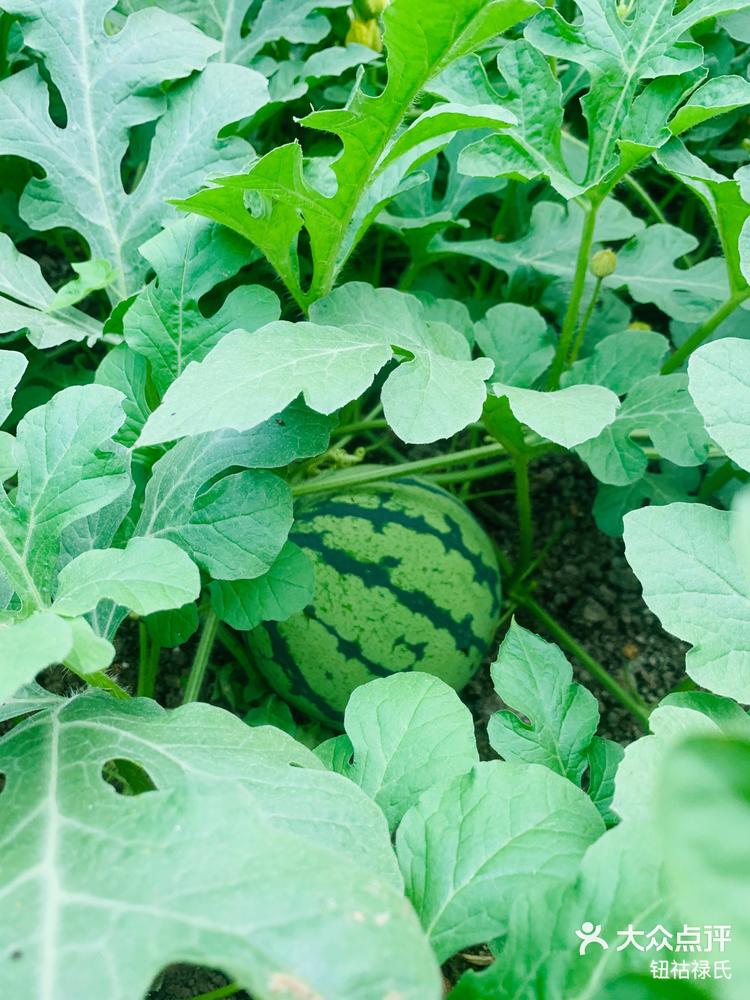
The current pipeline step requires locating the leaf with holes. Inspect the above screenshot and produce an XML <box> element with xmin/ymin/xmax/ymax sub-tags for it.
<box><xmin>0</xmin><ymin>692</ymin><xmax>442</xmax><ymax>1000</ymax></box>
<box><xmin>0</xmin><ymin>2</ymin><xmax>270</xmax><ymax>296</ymax></box>
<box><xmin>123</xmin><ymin>216</ymin><xmax>279</xmax><ymax>396</ymax></box>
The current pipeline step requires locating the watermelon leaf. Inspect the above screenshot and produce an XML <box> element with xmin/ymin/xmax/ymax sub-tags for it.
<box><xmin>475</xmin><ymin>303</ymin><xmax>554</xmax><ymax>387</ymax></box>
<box><xmin>430</xmin><ymin>198</ymin><xmax>644</xmax><ymax>287</ymax></box>
<box><xmin>656</xmin><ymin>141</ymin><xmax>750</xmax><ymax>296</ymax></box>
<box><xmin>139</xmin><ymin>288</ymin><xmax>496</xmax><ymax>445</ymax></box>
<box><xmin>125</xmin><ymin>0</ymin><xmax>350</xmax><ymax>64</ymax></box>
<box><xmin>136</xmin><ymin>443</ymin><xmax>294</xmax><ymax>582</ymax></box>
<box><xmin>659</xmin><ymin>733</ymin><xmax>750</xmax><ymax>993</ymax></box>
<box><xmin>613</xmin><ymin>693</ymin><xmax>750</xmax><ymax>824</ymax></box>
<box><xmin>0</xmin><ymin>380</ymin><xmax>202</xmax><ymax>696</ymax></box>
<box><xmin>396</xmin><ymin>760</ymin><xmax>605</xmax><ymax>962</ymax></box>
<box><xmin>576</xmin><ymin>374</ymin><xmax>711</xmax><ymax>486</ymax></box>
<box><xmin>137</xmin><ymin>321</ymin><xmax>393</xmax><ymax>446</ymax></box>
<box><xmin>492</xmin><ymin>382</ymin><xmax>620</xmax><ymax>449</ymax></box>
<box><xmin>0</xmin><ymin>235</ymin><xmax>103</xmax><ymax>349</ymax></box>
<box><xmin>51</xmin><ymin>537</ymin><xmax>200</xmax><ymax>618</ymax></box>
<box><xmin>525</xmin><ymin>0</ymin><xmax>750</xmax><ymax>188</ymax></box>
<box><xmin>488</xmin><ymin>621</ymin><xmax>600</xmax><ymax>785</ymax></box>
<box><xmin>123</xmin><ymin>216</ymin><xmax>279</xmax><ymax>396</ymax></box>
<box><xmin>603</xmin><ymin>225</ymin><xmax>731</xmax><ymax>322</ymax></box>
<box><xmin>175</xmin><ymin>0</ymin><xmax>537</xmax><ymax>307</ymax></box>
<box><xmin>316</xmin><ymin>672</ymin><xmax>479</xmax><ymax>832</ymax></box>
<box><xmin>593</xmin><ymin>464</ymin><xmax>700</xmax><ymax>537</ymax></box>
<box><xmin>0</xmin><ymin>2</ymin><xmax>269</xmax><ymax>296</ymax></box>
<box><xmin>688</xmin><ymin>337</ymin><xmax>750</xmax><ymax>470</ymax></box>
<box><xmin>561</xmin><ymin>330</ymin><xmax>668</xmax><ymax>396</ymax></box>
<box><xmin>624</xmin><ymin>503</ymin><xmax>750</xmax><ymax>702</ymax></box>
<box><xmin>0</xmin><ymin>692</ymin><xmax>442</xmax><ymax>1000</ymax></box>
<box><xmin>0</xmin><ymin>613</ymin><xmax>73</xmax><ymax>702</ymax></box>
<box><xmin>311</xmin><ymin>283</ymin><xmax>494</xmax><ymax>443</ymax></box>
<box><xmin>210</xmin><ymin>541</ymin><xmax>315</xmax><ymax>631</ymax></box>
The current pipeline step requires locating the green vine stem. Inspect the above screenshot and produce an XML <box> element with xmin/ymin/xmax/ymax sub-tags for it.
<box><xmin>698</xmin><ymin>459</ymin><xmax>742</xmax><ymax>500</ymax></box>
<box><xmin>136</xmin><ymin>621</ymin><xmax>161</xmax><ymax>699</ymax></box>
<box><xmin>183</xmin><ymin>610</ymin><xmax>219</xmax><ymax>704</ymax></box>
<box><xmin>216</xmin><ymin>623</ymin><xmax>257</xmax><ymax>676</ymax></box>
<box><xmin>292</xmin><ymin>442</ymin><xmax>509</xmax><ymax>495</ymax></box>
<box><xmin>661</xmin><ymin>287</ymin><xmax>750</xmax><ymax>374</ymax></box>
<box><xmin>186</xmin><ymin>984</ymin><xmax>241</xmax><ymax>1000</ymax></box>
<box><xmin>429</xmin><ymin>458</ymin><xmax>514</xmax><ymax>486</ymax></box>
<box><xmin>548</xmin><ymin>195</ymin><xmax>602</xmax><ymax>389</ymax></box>
<box><xmin>514</xmin><ymin>457</ymin><xmax>534</xmax><ymax>573</ymax></box>
<box><xmin>0</xmin><ymin>13</ymin><xmax>12</xmax><ymax>79</ymax></box>
<box><xmin>515</xmin><ymin>592</ymin><xmax>651</xmax><ymax>729</ymax></box>
<box><xmin>568</xmin><ymin>275</ymin><xmax>602</xmax><ymax>366</ymax></box>
<box><xmin>333</xmin><ymin>417</ymin><xmax>389</xmax><ymax>436</ymax></box>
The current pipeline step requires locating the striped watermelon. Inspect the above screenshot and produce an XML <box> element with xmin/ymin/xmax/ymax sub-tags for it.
<box><xmin>248</xmin><ymin>478</ymin><xmax>502</xmax><ymax>727</ymax></box>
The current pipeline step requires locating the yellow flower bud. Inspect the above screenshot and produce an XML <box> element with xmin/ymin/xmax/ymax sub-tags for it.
<box><xmin>590</xmin><ymin>248</ymin><xmax>617</xmax><ymax>279</ymax></box>
<box><xmin>629</xmin><ymin>321</ymin><xmax>652</xmax><ymax>331</ymax></box>
<box><xmin>346</xmin><ymin>15</ymin><xmax>383</xmax><ymax>52</ymax></box>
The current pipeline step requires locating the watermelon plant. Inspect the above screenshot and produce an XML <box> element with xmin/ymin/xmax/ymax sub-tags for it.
<box><xmin>2</xmin><ymin>0</ymin><xmax>750</xmax><ymax>997</ymax></box>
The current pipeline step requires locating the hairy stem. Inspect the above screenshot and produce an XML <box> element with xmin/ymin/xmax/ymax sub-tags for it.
<box><xmin>516</xmin><ymin>593</ymin><xmax>651</xmax><ymax>728</ymax></box>
<box><xmin>335</xmin><ymin>401</ymin><xmax>384</xmax><ymax>449</ymax></box>
<box><xmin>661</xmin><ymin>288</ymin><xmax>750</xmax><ymax>374</ymax></box>
<box><xmin>183</xmin><ymin>610</ymin><xmax>219</xmax><ymax>704</ymax></box>
<box><xmin>67</xmin><ymin>665</ymin><xmax>131</xmax><ymax>700</ymax></box>
<box><xmin>624</xmin><ymin>174</ymin><xmax>667</xmax><ymax>225</ymax></box>
<box><xmin>548</xmin><ymin>197</ymin><xmax>601</xmax><ymax>389</ymax></box>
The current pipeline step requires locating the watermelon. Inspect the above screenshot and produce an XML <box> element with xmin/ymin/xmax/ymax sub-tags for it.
<box><xmin>248</xmin><ymin>477</ymin><xmax>502</xmax><ymax>727</ymax></box>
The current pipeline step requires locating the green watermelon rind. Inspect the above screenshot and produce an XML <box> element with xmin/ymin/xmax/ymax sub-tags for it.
<box><xmin>248</xmin><ymin>477</ymin><xmax>502</xmax><ymax>726</ymax></box>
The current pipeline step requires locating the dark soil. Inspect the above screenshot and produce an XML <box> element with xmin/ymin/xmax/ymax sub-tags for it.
<box><xmin>465</xmin><ymin>452</ymin><xmax>689</xmax><ymax>748</ymax></box>
<box><xmin>146</xmin><ymin>966</ymin><xmax>249</xmax><ymax>1000</ymax></box>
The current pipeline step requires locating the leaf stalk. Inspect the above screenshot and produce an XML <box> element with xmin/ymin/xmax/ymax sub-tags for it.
<box><xmin>548</xmin><ymin>196</ymin><xmax>602</xmax><ymax>388</ymax></box>
<box><xmin>661</xmin><ymin>288</ymin><xmax>750</xmax><ymax>374</ymax></box>
<box><xmin>183</xmin><ymin>610</ymin><xmax>219</xmax><ymax>704</ymax></box>
<box><xmin>514</xmin><ymin>591</ymin><xmax>651</xmax><ymax>729</ymax></box>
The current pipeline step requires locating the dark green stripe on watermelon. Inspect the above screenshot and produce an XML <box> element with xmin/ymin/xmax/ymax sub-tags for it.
<box><xmin>249</xmin><ymin>478</ymin><xmax>502</xmax><ymax>727</ymax></box>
